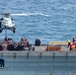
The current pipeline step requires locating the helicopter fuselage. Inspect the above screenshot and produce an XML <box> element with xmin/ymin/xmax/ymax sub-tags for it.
<box><xmin>0</xmin><ymin>17</ymin><xmax>16</xmax><ymax>33</ymax></box>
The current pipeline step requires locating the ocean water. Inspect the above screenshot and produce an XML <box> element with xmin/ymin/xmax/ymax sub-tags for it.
<box><xmin>0</xmin><ymin>0</ymin><xmax>76</xmax><ymax>44</ymax></box>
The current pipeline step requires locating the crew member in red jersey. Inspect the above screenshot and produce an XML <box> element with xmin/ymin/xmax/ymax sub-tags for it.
<box><xmin>73</xmin><ymin>38</ymin><xmax>76</xmax><ymax>49</ymax></box>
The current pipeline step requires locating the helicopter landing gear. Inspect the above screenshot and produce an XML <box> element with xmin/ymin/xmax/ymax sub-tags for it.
<box><xmin>12</xmin><ymin>27</ymin><xmax>16</xmax><ymax>33</ymax></box>
<box><xmin>13</xmin><ymin>30</ymin><xmax>15</xmax><ymax>33</ymax></box>
<box><xmin>0</xmin><ymin>30</ymin><xmax>2</xmax><ymax>33</ymax></box>
<box><xmin>0</xmin><ymin>23</ymin><xmax>3</xmax><ymax>33</ymax></box>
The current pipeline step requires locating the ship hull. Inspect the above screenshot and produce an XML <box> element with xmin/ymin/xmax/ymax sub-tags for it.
<box><xmin>0</xmin><ymin>51</ymin><xmax>76</xmax><ymax>75</ymax></box>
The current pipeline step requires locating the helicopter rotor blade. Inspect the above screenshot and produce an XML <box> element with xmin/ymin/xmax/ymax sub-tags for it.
<box><xmin>0</xmin><ymin>13</ymin><xmax>49</xmax><ymax>17</ymax></box>
<box><xmin>11</xmin><ymin>13</ymin><xmax>39</xmax><ymax>16</ymax></box>
<box><xmin>0</xmin><ymin>13</ymin><xmax>10</xmax><ymax>15</ymax></box>
<box><xmin>11</xmin><ymin>13</ymin><xmax>49</xmax><ymax>17</ymax></box>
<box><xmin>11</xmin><ymin>13</ymin><xmax>28</xmax><ymax>16</ymax></box>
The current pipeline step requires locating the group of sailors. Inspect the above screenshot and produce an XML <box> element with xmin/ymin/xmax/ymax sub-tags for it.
<box><xmin>0</xmin><ymin>37</ymin><xmax>35</xmax><ymax>51</ymax></box>
<box><xmin>68</xmin><ymin>38</ymin><xmax>76</xmax><ymax>50</ymax></box>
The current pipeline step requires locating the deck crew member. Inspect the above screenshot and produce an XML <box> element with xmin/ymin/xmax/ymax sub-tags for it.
<box><xmin>67</xmin><ymin>39</ymin><xmax>71</xmax><ymax>48</ymax></box>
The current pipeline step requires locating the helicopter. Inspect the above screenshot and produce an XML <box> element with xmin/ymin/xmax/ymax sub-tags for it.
<box><xmin>0</xmin><ymin>12</ymin><xmax>47</xmax><ymax>33</ymax></box>
<box><xmin>0</xmin><ymin>13</ymin><xmax>16</xmax><ymax>33</ymax></box>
